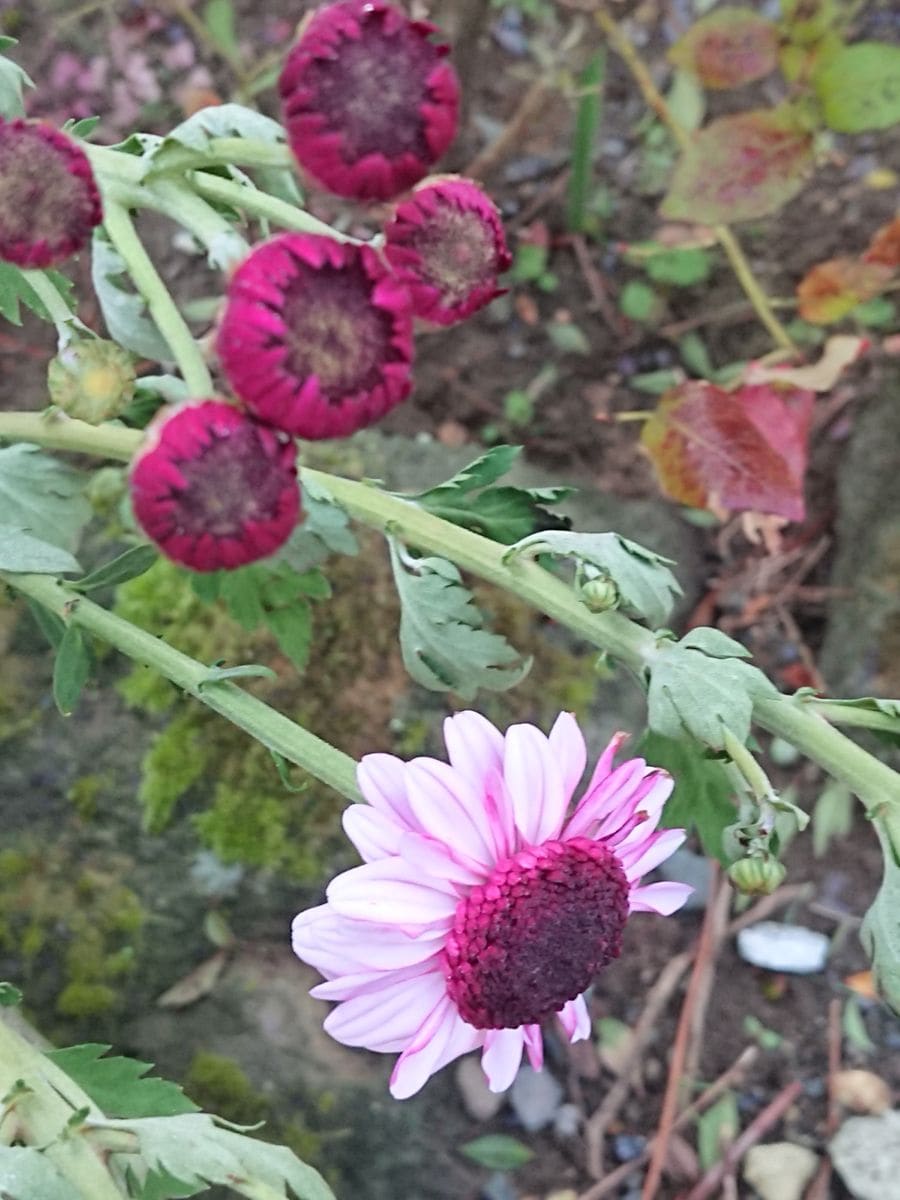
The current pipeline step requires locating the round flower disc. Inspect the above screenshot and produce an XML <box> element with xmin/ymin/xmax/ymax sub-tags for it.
<box><xmin>0</xmin><ymin>118</ymin><xmax>102</xmax><ymax>268</ymax></box>
<box><xmin>384</xmin><ymin>176</ymin><xmax>512</xmax><ymax>325</ymax></box>
<box><xmin>130</xmin><ymin>400</ymin><xmax>301</xmax><ymax>572</ymax></box>
<box><xmin>279</xmin><ymin>0</ymin><xmax>460</xmax><ymax>202</ymax></box>
<box><xmin>217</xmin><ymin>233</ymin><xmax>414</xmax><ymax>440</ymax></box>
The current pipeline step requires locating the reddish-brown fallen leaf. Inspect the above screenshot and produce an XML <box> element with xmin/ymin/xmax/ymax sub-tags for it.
<box><xmin>640</xmin><ymin>380</ymin><xmax>814</xmax><ymax>520</ymax></box>
<box><xmin>669</xmin><ymin>6</ymin><xmax>779</xmax><ymax>89</ymax></box>
<box><xmin>661</xmin><ymin>109</ymin><xmax>815</xmax><ymax>225</ymax></box>
<box><xmin>797</xmin><ymin>256</ymin><xmax>893</xmax><ymax>323</ymax></box>
<box><xmin>863</xmin><ymin>215</ymin><xmax>900</xmax><ymax>267</ymax></box>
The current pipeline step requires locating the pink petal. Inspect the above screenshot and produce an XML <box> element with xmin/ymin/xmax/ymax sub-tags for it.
<box><xmin>389</xmin><ymin>996</ymin><xmax>483</xmax><ymax>1099</ymax></box>
<box><xmin>322</xmin><ymin>970</ymin><xmax>447</xmax><ymax>1051</ymax></box>
<box><xmin>563</xmin><ymin>759</ymin><xmax>648</xmax><ymax>841</ymax></box>
<box><xmin>558</xmin><ymin>995</ymin><xmax>591</xmax><ymax>1042</ymax></box>
<box><xmin>548</xmin><ymin>711</ymin><xmax>587</xmax><ymax>798</ymax></box>
<box><xmin>405</xmin><ymin>758</ymin><xmax>495</xmax><ymax>865</ymax></box>
<box><xmin>608</xmin><ymin>773</ymin><xmax>674</xmax><ymax>848</ymax></box>
<box><xmin>398</xmin><ymin>831</ymin><xmax>486</xmax><ymax>887</ymax></box>
<box><xmin>503</xmin><ymin>724</ymin><xmax>567</xmax><ymax>845</ymax></box>
<box><xmin>628</xmin><ymin>880</ymin><xmax>693</xmax><ymax>915</ymax></box>
<box><xmin>326</xmin><ymin>859</ymin><xmax>458</xmax><ymax>927</ymax></box>
<box><xmin>442</xmin><ymin>710</ymin><xmax>504</xmax><ymax>790</ymax></box>
<box><xmin>292</xmin><ymin>906</ymin><xmax>444</xmax><ymax>976</ymax></box>
<box><xmin>618</xmin><ymin>828</ymin><xmax>687</xmax><ymax>881</ymax></box>
<box><xmin>481</xmin><ymin>1027</ymin><xmax>525</xmax><ymax>1092</ymax></box>
<box><xmin>523</xmin><ymin>1024</ymin><xmax>544</xmax><ymax>1071</ymax></box>
<box><xmin>342</xmin><ymin>805</ymin><xmax>404</xmax><ymax>862</ymax></box>
<box><xmin>357</xmin><ymin>753</ymin><xmax>419</xmax><ymax>830</ymax></box>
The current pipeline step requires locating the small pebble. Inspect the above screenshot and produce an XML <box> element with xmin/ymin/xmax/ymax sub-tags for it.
<box><xmin>613</xmin><ymin>1134</ymin><xmax>647</xmax><ymax>1163</ymax></box>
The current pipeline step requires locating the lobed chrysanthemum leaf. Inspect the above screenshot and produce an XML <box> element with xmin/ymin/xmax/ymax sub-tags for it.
<box><xmin>91</xmin><ymin>1112</ymin><xmax>335</xmax><ymax>1200</ymax></box>
<box><xmin>91</xmin><ymin>229</ymin><xmax>174</xmax><ymax>362</ymax></box>
<box><xmin>45</xmin><ymin>1044</ymin><xmax>198</xmax><ymax>1119</ymax></box>
<box><xmin>277</xmin><ymin>477</ymin><xmax>359</xmax><ymax>574</ymax></box>
<box><xmin>0</xmin><ymin>525</ymin><xmax>81</xmax><ymax>575</ymax></box>
<box><xmin>0</xmin><ymin>1146</ymin><xmax>73</xmax><ymax>1200</ymax></box>
<box><xmin>0</xmin><ymin>444</ymin><xmax>91</xmax><ymax>553</ymax></box>
<box><xmin>640</xmin><ymin>730</ymin><xmax>736</xmax><ymax>862</ymax></box>
<box><xmin>0</xmin><ymin>262</ymin><xmax>76</xmax><ymax>327</ymax></box>
<box><xmin>388</xmin><ymin>540</ymin><xmax>530</xmax><ymax>699</ymax></box>
<box><xmin>504</xmin><ymin>529</ymin><xmax>681</xmax><ymax>629</ymax></box>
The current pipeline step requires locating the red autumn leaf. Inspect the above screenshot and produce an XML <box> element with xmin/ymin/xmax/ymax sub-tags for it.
<box><xmin>863</xmin><ymin>215</ymin><xmax>900</xmax><ymax>268</ymax></box>
<box><xmin>661</xmin><ymin>109</ymin><xmax>814</xmax><ymax>225</ymax></box>
<box><xmin>669</xmin><ymin>6</ymin><xmax>779</xmax><ymax>89</ymax></box>
<box><xmin>640</xmin><ymin>380</ymin><xmax>814</xmax><ymax>520</ymax></box>
<box><xmin>796</xmin><ymin>256</ymin><xmax>893</xmax><ymax>323</ymax></box>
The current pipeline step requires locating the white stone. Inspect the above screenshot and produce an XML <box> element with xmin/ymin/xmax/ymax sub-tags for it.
<box><xmin>830</xmin><ymin>1111</ymin><xmax>900</xmax><ymax>1200</ymax></box>
<box><xmin>742</xmin><ymin>1142</ymin><xmax>819</xmax><ymax>1200</ymax></box>
<box><xmin>736</xmin><ymin>922</ymin><xmax>829</xmax><ymax>974</ymax></box>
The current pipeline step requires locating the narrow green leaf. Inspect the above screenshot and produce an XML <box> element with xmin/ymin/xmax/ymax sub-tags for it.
<box><xmin>71</xmin><ymin>545</ymin><xmax>159</xmax><ymax>592</ymax></box>
<box><xmin>203</xmin><ymin>0</ymin><xmax>240</xmax><ymax>61</ymax></box>
<box><xmin>270</xmin><ymin>750</ymin><xmax>308</xmax><ymax>793</ymax></box>
<box><xmin>697</xmin><ymin>1091</ymin><xmax>739</xmax><ymax>1171</ymax></box>
<box><xmin>0</xmin><ymin>982</ymin><xmax>22</xmax><ymax>1007</ymax></box>
<box><xmin>460</xmin><ymin>1134</ymin><xmax>534</xmax><ymax>1171</ymax></box>
<box><xmin>198</xmin><ymin>663</ymin><xmax>278</xmax><ymax>687</ymax></box>
<box><xmin>842</xmin><ymin>996</ymin><xmax>876</xmax><ymax>1055</ymax></box>
<box><xmin>26</xmin><ymin>599</ymin><xmax>66</xmax><ymax>650</ymax></box>
<box><xmin>812</xmin><ymin>781</ymin><xmax>854</xmax><ymax>858</ymax></box>
<box><xmin>52</xmin><ymin>624</ymin><xmax>91</xmax><ymax>716</ymax></box>
<box><xmin>0</xmin><ymin>40</ymin><xmax>33</xmax><ymax>118</ymax></box>
<box><xmin>91</xmin><ymin>228</ymin><xmax>173</xmax><ymax>361</ymax></box>
<box><xmin>46</xmin><ymin>1044</ymin><xmax>198</xmax><ymax>1119</ymax></box>
<box><xmin>0</xmin><ymin>526</ymin><xmax>81</xmax><ymax>574</ymax></box>
<box><xmin>64</xmin><ymin>115</ymin><xmax>101</xmax><ymax>138</ymax></box>
<box><xmin>0</xmin><ymin>264</ymin><xmax>76</xmax><ymax>327</ymax></box>
<box><xmin>567</xmin><ymin>49</ymin><xmax>606</xmax><ymax>233</ymax></box>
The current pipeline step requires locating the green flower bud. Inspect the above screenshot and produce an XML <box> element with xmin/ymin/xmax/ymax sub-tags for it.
<box><xmin>728</xmin><ymin>856</ymin><xmax>787</xmax><ymax>896</ymax></box>
<box><xmin>579</xmin><ymin>573</ymin><xmax>619</xmax><ymax>613</ymax></box>
<box><xmin>86</xmin><ymin>466</ymin><xmax>126</xmax><ymax>516</ymax></box>
<box><xmin>48</xmin><ymin>339</ymin><xmax>136</xmax><ymax>424</ymax></box>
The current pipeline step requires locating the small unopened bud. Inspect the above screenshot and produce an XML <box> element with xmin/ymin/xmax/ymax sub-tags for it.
<box><xmin>579</xmin><ymin>574</ymin><xmax>620</xmax><ymax>613</ymax></box>
<box><xmin>48</xmin><ymin>340</ymin><xmax>136</xmax><ymax>424</ymax></box>
<box><xmin>86</xmin><ymin>467</ymin><xmax>126</xmax><ymax>517</ymax></box>
<box><xmin>728</xmin><ymin>856</ymin><xmax>786</xmax><ymax>896</ymax></box>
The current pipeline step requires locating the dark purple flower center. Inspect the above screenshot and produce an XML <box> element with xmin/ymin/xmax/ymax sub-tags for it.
<box><xmin>173</xmin><ymin>422</ymin><xmax>291</xmax><ymax>538</ymax></box>
<box><xmin>280</xmin><ymin>259</ymin><xmax>395</xmax><ymax>400</ymax></box>
<box><xmin>412</xmin><ymin>206</ymin><xmax>499</xmax><ymax>306</ymax></box>
<box><xmin>444</xmin><ymin>838</ymin><xmax>629</xmax><ymax>1030</ymax></box>
<box><xmin>0</xmin><ymin>124</ymin><xmax>90</xmax><ymax>249</ymax></box>
<box><xmin>304</xmin><ymin>10</ymin><xmax>438</xmax><ymax>162</ymax></box>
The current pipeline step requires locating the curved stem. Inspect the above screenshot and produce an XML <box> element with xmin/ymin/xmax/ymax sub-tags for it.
<box><xmin>594</xmin><ymin>5</ymin><xmax>795</xmax><ymax>352</ymax></box>
<box><xmin>128</xmin><ymin>178</ymin><xmax>250</xmax><ymax>272</ymax></box>
<box><xmin>100</xmin><ymin>202</ymin><xmax>213</xmax><ymax>396</ymax></box>
<box><xmin>21</xmin><ymin>269</ymin><xmax>91</xmax><ymax>347</ymax></box>
<box><xmin>189</xmin><ymin>172</ymin><xmax>359</xmax><ymax>242</ymax></box>
<box><xmin>141</xmin><ymin>136</ymin><xmax>295</xmax><ymax>176</ymax></box>
<box><xmin>808</xmin><ymin>698</ymin><xmax>900</xmax><ymax>738</ymax></box>
<box><xmin>0</xmin><ymin>411</ymin><xmax>897</xmax><ymax>820</ymax></box>
<box><xmin>2</xmin><ymin>572</ymin><xmax>361</xmax><ymax>804</ymax></box>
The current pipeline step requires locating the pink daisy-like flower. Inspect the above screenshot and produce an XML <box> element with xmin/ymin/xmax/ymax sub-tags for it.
<box><xmin>278</xmin><ymin>0</ymin><xmax>459</xmax><ymax>202</ymax></box>
<box><xmin>217</xmin><ymin>233</ymin><xmax>414</xmax><ymax>440</ymax></box>
<box><xmin>384</xmin><ymin>177</ymin><xmax>512</xmax><ymax>326</ymax></box>
<box><xmin>130</xmin><ymin>400</ymin><xmax>301</xmax><ymax>572</ymax></box>
<box><xmin>293</xmin><ymin>712</ymin><xmax>691</xmax><ymax>1099</ymax></box>
<box><xmin>0</xmin><ymin>117</ymin><xmax>102</xmax><ymax>268</ymax></box>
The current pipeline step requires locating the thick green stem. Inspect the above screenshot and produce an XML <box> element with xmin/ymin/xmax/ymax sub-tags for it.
<box><xmin>809</xmin><ymin>698</ymin><xmax>900</xmax><ymax>737</ymax></box>
<box><xmin>101</xmin><ymin>202</ymin><xmax>213</xmax><ymax>396</ymax></box>
<box><xmin>2</xmin><ymin>572</ymin><xmax>361</xmax><ymax>804</ymax></box>
<box><xmin>0</xmin><ymin>1015</ymin><xmax>125</xmax><ymax>1200</ymax></box>
<box><xmin>0</xmin><ymin>412</ymin><xmax>898</xmax><ymax>820</ymax></box>
<box><xmin>137</xmin><ymin>137</ymin><xmax>295</xmax><ymax>177</ymax></box>
<box><xmin>123</xmin><ymin>178</ymin><xmax>250</xmax><ymax>271</ymax></box>
<box><xmin>21</xmin><ymin>270</ymin><xmax>90</xmax><ymax>346</ymax></box>
<box><xmin>188</xmin><ymin>172</ymin><xmax>359</xmax><ymax>241</ymax></box>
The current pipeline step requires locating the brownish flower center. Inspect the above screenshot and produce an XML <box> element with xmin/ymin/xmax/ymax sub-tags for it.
<box><xmin>0</xmin><ymin>126</ymin><xmax>87</xmax><ymax>247</ymax></box>
<box><xmin>413</xmin><ymin>206</ymin><xmax>498</xmax><ymax>305</ymax></box>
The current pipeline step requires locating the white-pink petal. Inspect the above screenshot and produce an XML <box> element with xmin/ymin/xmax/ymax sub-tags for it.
<box><xmin>405</xmin><ymin>758</ymin><xmax>495</xmax><ymax>865</ymax></box>
<box><xmin>357</xmin><ymin>753</ymin><xmax>419</xmax><ymax>830</ymax></box>
<box><xmin>342</xmin><ymin>804</ymin><xmax>404</xmax><ymax>862</ymax></box>
<box><xmin>618</xmin><ymin>827</ymin><xmax>687</xmax><ymax>881</ymax></box>
<box><xmin>443</xmin><ymin>710</ymin><xmax>504</xmax><ymax>790</ymax></box>
<box><xmin>398</xmin><ymin>830</ymin><xmax>486</xmax><ymax>887</ymax></box>
<box><xmin>558</xmin><ymin>995</ymin><xmax>591</xmax><ymax>1042</ymax></box>
<box><xmin>323</xmin><ymin>971</ymin><xmax>447</xmax><ymax>1050</ymax></box>
<box><xmin>548</xmin><ymin>711</ymin><xmax>587</xmax><ymax>799</ymax></box>
<box><xmin>481</xmin><ymin>1027</ymin><xmax>525</xmax><ymax>1092</ymax></box>
<box><xmin>503</xmin><ymin>723</ymin><xmax>568</xmax><ymax>845</ymax></box>
<box><xmin>523</xmin><ymin>1024</ymin><xmax>544</xmax><ymax>1071</ymax></box>
<box><xmin>326</xmin><ymin>858</ymin><xmax>458</xmax><ymax>927</ymax></box>
<box><xmin>292</xmin><ymin>906</ymin><xmax>444</xmax><ymax>975</ymax></box>
<box><xmin>562</xmin><ymin>758</ymin><xmax>648</xmax><ymax>840</ymax></box>
<box><xmin>628</xmin><ymin>880</ymin><xmax>693</xmax><ymax>915</ymax></box>
<box><xmin>389</xmin><ymin>996</ymin><xmax>483</xmax><ymax>1099</ymax></box>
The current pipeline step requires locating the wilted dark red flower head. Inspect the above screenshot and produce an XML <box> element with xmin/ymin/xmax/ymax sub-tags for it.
<box><xmin>384</xmin><ymin>176</ymin><xmax>512</xmax><ymax>326</ymax></box>
<box><xmin>217</xmin><ymin>233</ymin><xmax>414</xmax><ymax>440</ymax></box>
<box><xmin>130</xmin><ymin>400</ymin><xmax>301</xmax><ymax>572</ymax></box>
<box><xmin>0</xmin><ymin>118</ymin><xmax>102</xmax><ymax>268</ymax></box>
<box><xmin>278</xmin><ymin>0</ymin><xmax>459</xmax><ymax>202</ymax></box>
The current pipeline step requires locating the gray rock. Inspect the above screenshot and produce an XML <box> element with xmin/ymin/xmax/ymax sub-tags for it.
<box><xmin>830</xmin><ymin>1111</ymin><xmax>900</xmax><ymax>1200</ymax></box>
<box><xmin>510</xmin><ymin>1063</ymin><xmax>564</xmax><ymax>1132</ymax></box>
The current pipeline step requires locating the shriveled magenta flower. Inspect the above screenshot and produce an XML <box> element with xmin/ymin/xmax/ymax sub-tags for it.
<box><xmin>130</xmin><ymin>400</ymin><xmax>300</xmax><ymax>572</ymax></box>
<box><xmin>217</xmin><ymin>233</ymin><xmax>414</xmax><ymax>440</ymax></box>
<box><xmin>293</xmin><ymin>712</ymin><xmax>690</xmax><ymax>1099</ymax></box>
<box><xmin>384</xmin><ymin>177</ymin><xmax>512</xmax><ymax>325</ymax></box>
<box><xmin>278</xmin><ymin>0</ymin><xmax>459</xmax><ymax>202</ymax></box>
<box><xmin>0</xmin><ymin>118</ymin><xmax>102</xmax><ymax>268</ymax></box>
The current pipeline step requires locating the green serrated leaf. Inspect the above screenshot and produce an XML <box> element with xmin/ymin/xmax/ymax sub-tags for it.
<box><xmin>71</xmin><ymin>545</ymin><xmax>159</xmax><ymax>593</ymax></box>
<box><xmin>459</xmin><ymin>1134</ymin><xmax>534</xmax><ymax>1171</ymax></box>
<box><xmin>413</xmin><ymin>445</ymin><xmax>522</xmax><ymax>500</ymax></box>
<box><xmin>0</xmin><ymin>42</ymin><xmax>33</xmax><ymax>118</ymax></box>
<box><xmin>0</xmin><ymin>445</ymin><xmax>90</xmax><ymax>553</ymax></box>
<box><xmin>46</xmin><ymin>1044</ymin><xmax>198</xmax><ymax>1119</ymax></box>
<box><xmin>219</xmin><ymin>568</ymin><xmax>267</xmax><ymax>630</ymax></box>
<box><xmin>678</xmin><ymin>627</ymin><xmax>751</xmax><ymax>658</ymax></box>
<box><xmin>861</xmin><ymin>815</ymin><xmax>900</xmax><ymax>1014</ymax></box>
<box><xmin>52</xmin><ymin>624</ymin><xmax>91</xmax><ymax>716</ymax></box>
<box><xmin>640</xmin><ymin>731</ymin><xmax>736</xmax><ymax>861</ymax></box>
<box><xmin>504</xmin><ymin>530</ymin><xmax>682</xmax><ymax>629</ymax></box>
<box><xmin>199</xmin><ymin>663</ymin><xmax>278</xmax><ymax>687</ymax></box>
<box><xmin>91</xmin><ymin>229</ymin><xmax>173</xmax><ymax>361</ymax></box>
<box><xmin>0</xmin><ymin>1146</ymin><xmax>74</xmax><ymax>1200</ymax></box>
<box><xmin>0</xmin><ymin>263</ymin><xmax>76</xmax><ymax>327</ymax></box>
<box><xmin>264</xmin><ymin>602</ymin><xmax>312</xmax><ymax>671</ymax></box>
<box><xmin>0</xmin><ymin>982</ymin><xmax>22</xmax><ymax>1007</ymax></box>
<box><xmin>389</xmin><ymin>541</ymin><xmax>530</xmax><ymax>699</ymax></box>
<box><xmin>0</xmin><ymin>526</ymin><xmax>81</xmax><ymax>574</ymax></box>
<box><xmin>277</xmin><ymin>482</ymin><xmax>358</xmax><ymax>573</ymax></box>
<box><xmin>422</xmin><ymin>484</ymin><xmax>573</xmax><ymax>545</ymax></box>
<box><xmin>96</xmin><ymin>1112</ymin><xmax>335</xmax><ymax>1200</ymax></box>
<box><xmin>647</xmin><ymin>639</ymin><xmax>774</xmax><ymax>748</ymax></box>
